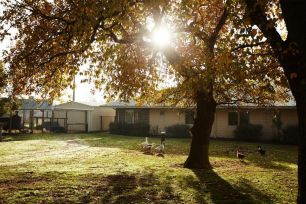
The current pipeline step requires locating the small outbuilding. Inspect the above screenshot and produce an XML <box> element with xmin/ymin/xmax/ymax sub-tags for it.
<box><xmin>54</xmin><ymin>101</ymin><xmax>115</xmax><ymax>132</ymax></box>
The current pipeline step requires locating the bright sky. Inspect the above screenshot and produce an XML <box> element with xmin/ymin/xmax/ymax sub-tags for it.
<box><xmin>59</xmin><ymin>74</ymin><xmax>106</xmax><ymax>105</ymax></box>
<box><xmin>0</xmin><ymin>4</ymin><xmax>173</xmax><ymax>105</ymax></box>
<box><xmin>0</xmin><ymin>37</ymin><xmax>106</xmax><ymax>105</ymax></box>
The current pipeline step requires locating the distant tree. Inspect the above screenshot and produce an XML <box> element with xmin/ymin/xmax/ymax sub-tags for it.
<box><xmin>0</xmin><ymin>61</ymin><xmax>7</xmax><ymax>94</ymax></box>
<box><xmin>0</xmin><ymin>0</ymin><xmax>289</xmax><ymax>169</ymax></box>
<box><xmin>0</xmin><ymin>61</ymin><xmax>10</xmax><ymax>116</ymax></box>
<box><xmin>0</xmin><ymin>98</ymin><xmax>10</xmax><ymax>117</ymax></box>
<box><xmin>0</xmin><ymin>97</ymin><xmax>19</xmax><ymax>116</ymax></box>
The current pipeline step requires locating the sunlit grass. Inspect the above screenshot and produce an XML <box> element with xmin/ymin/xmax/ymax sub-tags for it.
<box><xmin>0</xmin><ymin>133</ymin><xmax>297</xmax><ymax>203</ymax></box>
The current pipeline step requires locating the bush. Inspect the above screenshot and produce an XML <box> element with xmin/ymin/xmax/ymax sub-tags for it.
<box><xmin>282</xmin><ymin>125</ymin><xmax>299</xmax><ymax>145</ymax></box>
<box><xmin>234</xmin><ymin>124</ymin><xmax>262</xmax><ymax>141</ymax></box>
<box><xmin>36</xmin><ymin>122</ymin><xmax>66</xmax><ymax>132</ymax></box>
<box><xmin>165</xmin><ymin>124</ymin><xmax>190</xmax><ymax>138</ymax></box>
<box><xmin>43</xmin><ymin>121</ymin><xmax>58</xmax><ymax>129</ymax></box>
<box><xmin>109</xmin><ymin>122</ymin><xmax>150</xmax><ymax>136</ymax></box>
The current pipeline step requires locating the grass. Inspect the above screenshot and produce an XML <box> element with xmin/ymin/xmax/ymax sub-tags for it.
<box><xmin>0</xmin><ymin>133</ymin><xmax>298</xmax><ymax>203</ymax></box>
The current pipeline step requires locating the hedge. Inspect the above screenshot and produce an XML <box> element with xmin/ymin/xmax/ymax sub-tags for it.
<box><xmin>282</xmin><ymin>125</ymin><xmax>299</xmax><ymax>145</ymax></box>
<box><xmin>109</xmin><ymin>122</ymin><xmax>150</xmax><ymax>136</ymax></box>
<box><xmin>234</xmin><ymin>124</ymin><xmax>262</xmax><ymax>142</ymax></box>
<box><xmin>165</xmin><ymin>124</ymin><xmax>190</xmax><ymax>138</ymax></box>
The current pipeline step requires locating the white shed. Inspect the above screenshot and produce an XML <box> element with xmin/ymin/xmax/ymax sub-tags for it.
<box><xmin>54</xmin><ymin>101</ymin><xmax>115</xmax><ymax>132</ymax></box>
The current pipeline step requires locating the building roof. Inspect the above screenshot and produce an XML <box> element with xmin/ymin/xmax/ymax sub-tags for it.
<box><xmin>102</xmin><ymin>100</ymin><xmax>296</xmax><ymax>110</ymax></box>
<box><xmin>101</xmin><ymin>100</ymin><xmax>176</xmax><ymax>109</ymax></box>
<box><xmin>19</xmin><ymin>99</ymin><xmax>52</xmax><ymax>110</ymax></box>
<box><xmin>54</xmin><ymin>101</ymin><xmax>95</xmax><ymax>111</ymax></box>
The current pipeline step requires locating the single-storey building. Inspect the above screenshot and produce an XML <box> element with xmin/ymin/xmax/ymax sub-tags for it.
<box><xmin>106</xmin><ymin>101</ymin><xmax>298</xmax><ymax>141</ymax></box>
<box><xmin>12</xmin><ymin>99</ymin><xmax>298</xmax><ymax>140</ymax></box>
<box><xmin>13</xmin><ymin>100</ymin><xmax>115</xmax><ymax>133</ymax></box>
<box><xmin>53</xmin><ymin>101</ymin><xmax>115</xmax><ymax>132</ymax></box>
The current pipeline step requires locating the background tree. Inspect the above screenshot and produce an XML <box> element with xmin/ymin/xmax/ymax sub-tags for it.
<box><xmin>0</xmin><ymin>0</ymin><xmax>289</xmax><ymax>169</ymax></box>
<box><xmin>240</xmin><ymin>0</ymin><xmax>306</xmax><ymax>202</ymax></box>
<box><xmin>0</xmin><ymin>61</ymin><xmax>7</xmax><ymax>95</ymax></box>
<box><xmin>0</xmin><ymin>61</ymin><xmax>10</xmax><ymax>117</ymax></box>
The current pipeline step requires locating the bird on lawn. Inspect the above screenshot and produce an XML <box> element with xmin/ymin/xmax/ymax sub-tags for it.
<box><xmin>140</xmin><ymin>137</ymin><xmax>149</xmax><ymax>148</ymax></box>
<box><xmin>257</xmin><ymin>146</ymin><xmax>266</xmax><ymax>155</ymax></box>
<box><xmin>236</xmin><ymin>149</ymin><xmax>245</xmax><ymax>161</ymax></box>
<box><xmin>155</xmin><ymin>141</ymin><xmax>165</xmax><ymax>157</ymax></box>
<box><xmin>139</xmin><ymin>137</ymin><xmax>155</xmax><ymax>154</ymax></box>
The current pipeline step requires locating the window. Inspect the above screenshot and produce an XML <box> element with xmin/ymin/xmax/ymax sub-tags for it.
<box><xmin>125</xmin><ymin>110</ymin><xmax>134</xmax><ymax>124</ymax></box>
<box><xmin>272</xmin><ymin>111</ymin><xmax>282</xmax><ymax>128</ymax></box>
<box><xmin>134</xmin><ymin>111</ymin><xmax>139</xmax><ymax>122</ymax></box>
<box><xmin>228</xmin><ymin>111</ymin><xmax>250</xmax><ymax>126</ymax></box>
<box><xmin>185</xmin><ymin>110</ymin><xmax>195</xmax><ymax>124</ymax></box>
<box><xmin>228</xmin><ymin>112</ymin><xmax>238</xmax><ymax>126</ymax></box>
<box><xmin>160</xmin><ymin>110</ymin><xmax>165</xmax><ymax>116</ymax></box>
<box><xmin>240</xmin><ymin>111</ymin><xmax>249</xmax><ymax>125</ymax></box>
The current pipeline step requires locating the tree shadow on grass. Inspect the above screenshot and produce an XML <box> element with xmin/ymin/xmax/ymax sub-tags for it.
<box><xmin>210</xmin><ymin>146</ymin><xmax>296</xmax><ymax>171</ymax></box>
<box><xmin>81</xmin><ymin>173</ymin><xmax>183</xmax><ymax>204</ymax></box>
<box><xmin>191</xmin><ymin>169</ymin><xmax>272</xmax><ymax>204</ymax></box>
<box><xmin>0</xmin><ymin>170</ymin><xmax>182</xmax><ymax>203</ymax></box>
<box><xmin>0</xmin><ymin>166</ymin><xmax>275</xmax><ymax>204</ymax></box>
<box><xmin>239</xmin><ymin>145</ymin><xmax>297</xmax><ymax>170</ymax></box>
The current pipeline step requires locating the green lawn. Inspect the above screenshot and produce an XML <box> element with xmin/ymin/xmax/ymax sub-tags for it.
<box><xmin>0</xmin><ymin>133</ymin><xmax>297</xmax><ymax>203</ymax></box>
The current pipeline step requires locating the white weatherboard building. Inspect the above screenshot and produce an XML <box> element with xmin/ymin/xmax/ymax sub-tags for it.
<box><xmin>108</xmin><ymin>101</ymin><xmax>298</xmax><ymax>141</ymax></box>
<box><xmin>53</xmin><ymin>102</ymin><xmax>115</xmax><ymax>132</ymax></box>
<box><xmin>20</xmin><ymin>100</ymin><xmax>297</xmax><ymax>141</ymax></box>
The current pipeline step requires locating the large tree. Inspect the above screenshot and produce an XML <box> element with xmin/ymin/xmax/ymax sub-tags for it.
<box><xmin>0</xmin><ymin>0</ymin><xmax>289</xmax><ymax>169</ymax></box>
<box><xmin>240</xmin><ymin>0</ymin><xmax>306</xmax><ymax>202</ymax></box>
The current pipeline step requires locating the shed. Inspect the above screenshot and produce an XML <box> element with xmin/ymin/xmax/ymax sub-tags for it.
<box><xmin>54</xmin><ymin>101</ymin><xmax>115</xmax><ymax>132</ymax></box>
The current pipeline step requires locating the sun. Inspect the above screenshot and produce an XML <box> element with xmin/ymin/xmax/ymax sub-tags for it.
<box><xmin>151</xmin><ymin>26</ymin><xmax>171</xmax><ymax>48</ymax></box>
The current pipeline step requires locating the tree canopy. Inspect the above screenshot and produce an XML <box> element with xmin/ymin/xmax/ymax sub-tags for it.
<box><xmin>1</xmin><ymin>0</ymin><xmax>305</xmax><ymax>201</ymax></box>
<box><xmin>0</xmin><ymin>0</ymin><xmax>289</xmax><ymax>104</ymax></box>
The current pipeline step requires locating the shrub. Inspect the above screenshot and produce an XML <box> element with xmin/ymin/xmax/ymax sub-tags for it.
<box><xmin>109</xmin><ymin>122</ymin><xmax>150</xmax><ymax>136</ymax></box>
<box><xmin>37</xmin><ymin>122</ymin><xmax>66</xmax><ymax>132</ymax></box>
<box><xmin>234</xmin><ymin>124</ymin><xmax>262</xmax><ymax>142</ymax></box>
<box><xmin>282</xmin><ymin>125</ymin><xmax>299</xmax><ymax>145</ymax></box>
<box><xmin>43</xmin><ymin>121</ymin><xmax>59</xmax><ymax>130</ymax></box>
<box><xmin>165</xmin><ymin>124</ymin><xmax>190</xmax><ymax>138</ymax></box>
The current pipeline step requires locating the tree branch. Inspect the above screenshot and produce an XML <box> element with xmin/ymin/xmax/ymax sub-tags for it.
<box><xmin>243</xmin><ymin>0</ymin><xmax>285</xmax><ymax>55</ymax></box>
<box><xmin>209</xmin><ymin>0</ymin><xmax>232</xmax><ymax>49</ymax></box>
<box><xmin>231</xmin><ymin>41</ymin><xmax>267</xmax><ymax>52</ymax></box>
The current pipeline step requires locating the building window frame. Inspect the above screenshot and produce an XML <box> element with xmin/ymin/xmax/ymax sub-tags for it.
<box><xmin>160</xmin><ymin>110</ymin><xmax>165</xmax><ymax>116</ymax></box>
<box><xmin>228</xmin><ymin>110</ymin><xmax>250</xmax><ymax>126</ymax></box>
<box><xmin>228</xmin><ymin>111</ymin><xmax>238</xmax><ymax>126</ymax></box>
<box><xmin>125</xmin><ymin>110</ymin><xmax>134</xmax><ymax>124</ymax></box>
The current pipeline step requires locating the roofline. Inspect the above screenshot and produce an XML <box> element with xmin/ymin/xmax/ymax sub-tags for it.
<box><xmin>18</xmin><ymin>108</ymin><xmax>53</xmax><ymax>110</ymax></box>
<box><xmin>53</xmin><ymin>107</ymin><xmax>94</xmax><ymax>111</ymax></box>
<box><xmin>54</xmin><ymin>101</ymin><xmax>95</xmax><ymax>110</ymax></box>
<box><xmin>104</xmin><ymin>105</ymin><xmax>296</xmax><ymax>110</ymax></box>
<box><xmin>54</xmin><ymin>101</ymin><xmax>92</xmax><ymax>107</ymax></box>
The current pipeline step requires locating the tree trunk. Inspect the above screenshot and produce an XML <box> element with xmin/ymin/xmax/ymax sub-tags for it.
<box><xmin>296</xmin><ymin>94</ymin><xmax>306</xmax><ymax>204</ymax></box>
<box><xmin>289</xmin><ymin>78</ymin><xmax>306</xmax><ymax>204</ymax></box>
<box><xmin>184</xmin><ymin>91</ymin><xmax>216</xmax><ymax>169</ymax></box>
<box><xmin>243</xmin><ymin>1</ymin><xmax>306</xmax><ymax>202</ymax></box>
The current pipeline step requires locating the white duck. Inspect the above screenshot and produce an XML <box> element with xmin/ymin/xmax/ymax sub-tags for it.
<box><xmin>139</xmin><ymin>137</ymin><xmax>149</xmax><ymax>148</ymax></box>
<box><xmin>140</xmin><ymin>137</ymin><xmax>155</xmax><ymax>153</ymax></box>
